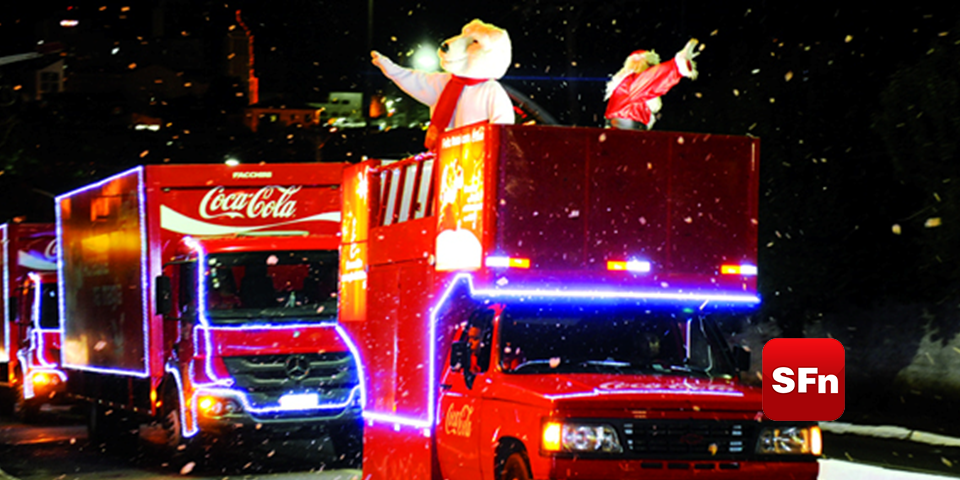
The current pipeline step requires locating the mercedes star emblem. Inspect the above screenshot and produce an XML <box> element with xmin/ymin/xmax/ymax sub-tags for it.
<box><xmin>284</xmin><ymin>354</ymin><xmax>311</xmax><ymax>381</ymax></box>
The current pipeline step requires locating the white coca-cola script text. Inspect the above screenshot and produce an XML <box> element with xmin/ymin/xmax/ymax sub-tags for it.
<box><xmin>199</xmin><ymin>186</ymin><xmax>301</xmax><ymax>219</ymax></box>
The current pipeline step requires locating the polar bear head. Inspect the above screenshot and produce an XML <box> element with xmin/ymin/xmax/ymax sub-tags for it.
<box><xmin>438</xmin><ymin>19</ymin><xmax>511</xmax><ymax>80</ymax></box>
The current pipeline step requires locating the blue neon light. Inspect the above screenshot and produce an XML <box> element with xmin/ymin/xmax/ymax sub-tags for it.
<box><xmin>165</xmin><ymin>363</ymin><xmax>199</xmax><ymax>438</ymax></box>
<box><xmin>179</xmin><ymin>238</ymin><xmax>368</xmax><ymax>420</ymax></box>
<box><xmin>1</xmin><ymin>224</ymin><xmax>9</xmax><ymax>363</ymax></box>
<box><xmin>334</xmin><ymin>324</ymin><xmax>368</xmax><ymax>408</ymax></box>
<box><xmin>138</xmin><ymin>167</ymin><xmax>150</xmax><ymax>376</ymax></box>
<box><xmin>473</xmin><ymin>286</ymin><xmax>760</xmax><ymax>304</ymax></box>
<box><xmin>356</xmin><ymin>272</ymin><xmax>760</xmax><ymax>431</ymax></box>
<box><xmin>56</xmin><ymin>166</ymin><xmax>151</xmax><ymax>377</ymax></box>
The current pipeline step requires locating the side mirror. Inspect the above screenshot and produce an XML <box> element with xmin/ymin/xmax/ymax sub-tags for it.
<box><xmin>9</xmin><ymin>296</ymin><xmax>21</xmax><ymax>324</ymax></box>
<box><xmin>155</xmin><ymin>275</ymin><xmax>173</xmax><ymax>316</ymax></box>
<box><xmin>450</xmin><ymin>341</ymin><xmax>469</xmax><ymax>371</ymax></box>
<box><xmin>732</xmin><ymin>345</ymin><xmax>751</xmax><ymax>372</ymax></box>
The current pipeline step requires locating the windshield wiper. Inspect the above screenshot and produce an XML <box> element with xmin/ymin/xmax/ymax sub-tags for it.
<box><xmin>509</xmin><ymin>359</ymin><xmax>556</xmax><ymax>373</ymax></box>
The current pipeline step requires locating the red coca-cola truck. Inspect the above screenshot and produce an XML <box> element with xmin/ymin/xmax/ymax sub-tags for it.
<box><xmin>1</xmin><ymin>223</ymin><xmax>66</xmax><ymax>421</ymax></box>
<box><xmin>340</xmin><ymin>124</ymin><xmax>821</xmax><ymax>479</ymax></box>
<box><xmin>56</xmin><ymin>164</ymin><xmax>362</xmax><ymax>461</ymax></box>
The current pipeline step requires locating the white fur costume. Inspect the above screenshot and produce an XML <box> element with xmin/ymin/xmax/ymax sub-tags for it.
<box><xmin>372</xmin><ymin>19</ymin><xmax>514</xmax><ymax>134</ymax></box>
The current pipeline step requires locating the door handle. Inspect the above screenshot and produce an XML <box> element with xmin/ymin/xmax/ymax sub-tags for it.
<box><xmin>440</xmin><ymin>383</ymin><xmax>452</xmax><ymax>390</ymax></box>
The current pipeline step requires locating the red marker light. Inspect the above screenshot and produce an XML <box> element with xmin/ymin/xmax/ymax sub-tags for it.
<box><xmin>607</xmin><ymin>260</ymin><xmax>651</xmax><ymax>273</ymax></box>
<box><xmin>721</xmin><ymin>264</ymin><xmax>757</xmax><ymax>276</ymax></box>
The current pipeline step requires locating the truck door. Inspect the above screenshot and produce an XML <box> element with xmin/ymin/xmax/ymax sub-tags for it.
<box><xmin>437</xmin><ymin>309</ymin><xmax>494</xmax><ymax>480</ymax></box>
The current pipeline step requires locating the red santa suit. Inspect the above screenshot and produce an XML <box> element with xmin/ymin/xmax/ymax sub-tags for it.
<box><xmin>604</xmin><ymin>52</ymin><xmax>696</xmax><ymax>129</ymax></box>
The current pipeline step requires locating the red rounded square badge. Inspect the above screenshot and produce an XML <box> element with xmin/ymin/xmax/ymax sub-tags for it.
<box><xmin>762</xmin><ymin>338</ymin><xmax>845</xmax><ymax>421</ymax></box>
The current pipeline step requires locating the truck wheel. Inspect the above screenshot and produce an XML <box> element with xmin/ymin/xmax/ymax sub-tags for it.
<box><xmin>160</xmin><ymin>391</ymin><xmax>187</xmax><ymax>454</ymax></box>
<box><xmin>329</xmin><ymin>422</ymin><xmax>363</xmax><ymax>468</ymax></box>
<box><xmin>87</xmin><ymin>401</ymin><xmax>138</xmax><ymax>448</ymax></box>
<box><xmin>500</xmin><ymin>453</ymin><xmax>531</xmax><ymax>480</ymax></box>
<box><xmin>87</xmin><ymin>402</ymin><xmax>118</xmax><ymax>442</ymax></box>
<box><xmin>13</xmin><ymin>382</ymin><xmax>41</xmax><ymax>423</ymax></box>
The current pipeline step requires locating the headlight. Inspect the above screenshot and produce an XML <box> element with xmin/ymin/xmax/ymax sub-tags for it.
<box><xmin>542</xmin><ymin>421</ymin><xmax>623</xmax><ymax>454</ymax></box>
<box><xmin>757</xmin><ymin>425</ymin><xmax>822</xmax><ymax>455</ymax></box>
<box><xmin>197</xmin><ymin>396</ymin><xmax>242</xmax><ymax>417</ymax></box>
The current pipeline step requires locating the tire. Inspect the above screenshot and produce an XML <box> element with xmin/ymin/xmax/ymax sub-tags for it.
<box><xmin>500</xmin><ymin>452</ymin><xmax>531</xmax><ymax>480</ymax></box>
<box><xmin>87</xmin><ymin>401</ymin><xmax>138</xmax><ymax>447</ymax></box>
<box><xmin>86</xmin><ymin>402</ymin><xmax>115</xmax><ymax>442</ymax></box>
<box><xmin>13</xmin><ymin>382</ymin><xmax>41</xmax><ymax>423</ymax></box>
<box><xmin>329</xmin><ymin>422</ymin><xmax>363</xmax><ymax>468</ymax></box>
<box><xmin>159</xmin><ymin>388</ymin><xmax>190</xmax><ymax>457</ymax></box>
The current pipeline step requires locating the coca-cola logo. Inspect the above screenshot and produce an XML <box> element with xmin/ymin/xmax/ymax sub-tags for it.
<box><xmin>199</xmin><ymin>186</ymin><xmax>301</xmax><ymax>220</ymax></box>
<box><xmin>44</xmin><ymin>239</ymin><xmax>57</xmax><ymax>261</ymax></box>
<box><xmin>599</xmin><ymin>381</ymin><xmax>739</xmax><ymax>393</ymax></box>
<box><xmin>444</xmin><ymin>403</ymin><xmax>474</xmax><ymax>438</ymax></box>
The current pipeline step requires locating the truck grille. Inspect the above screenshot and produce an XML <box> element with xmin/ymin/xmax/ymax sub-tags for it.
<box><xmin>221</xmin><ymin>352</ymin><xmax>358</xmax><ymax>410</ymax></box>
<box><xmin>622</xmin><ymin>420</ymin><xmax>756</xmax><ymax>459</ymax></box>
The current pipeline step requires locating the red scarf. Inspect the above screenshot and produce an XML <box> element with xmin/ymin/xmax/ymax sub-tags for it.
<box><xmin>425</xmin><ymin>75</ymin><xmax>488</xmax><ymax>150</ymax></box>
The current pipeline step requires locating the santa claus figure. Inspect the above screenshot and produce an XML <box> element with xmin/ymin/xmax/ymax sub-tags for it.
<box><xmin>604</xmin><ymin>39</ymin><xmax>700</xmax><ymax>130</ymax></box>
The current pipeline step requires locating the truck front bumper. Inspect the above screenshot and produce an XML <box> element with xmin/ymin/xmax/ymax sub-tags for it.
<box><xmin>549</xmin><ymin>458</ymin><xmax>819</xmax><ymax>479</ymax></box>
<box><xmin>196</xmin><ymin>403</ymin><xmax>363</xmax><ymax>439</ymax></box>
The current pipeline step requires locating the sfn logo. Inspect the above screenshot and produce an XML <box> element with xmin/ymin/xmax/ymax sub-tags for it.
<box><xmin>762</xmin><ymin>338</ymin><xmax>845</xmax><ymax>421</ymax></box>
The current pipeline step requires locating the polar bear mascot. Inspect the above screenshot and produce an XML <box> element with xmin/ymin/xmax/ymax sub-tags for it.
<box><xmin>371</xmin><ymin>19</ymin><xmax>515</xmax><ymax>149</ymax></box>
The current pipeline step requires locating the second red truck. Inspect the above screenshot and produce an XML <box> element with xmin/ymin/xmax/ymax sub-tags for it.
<box><xmin>56</xmin><ymin>163</ymin><xmax>362</xmax><ymax>461</ymax></box>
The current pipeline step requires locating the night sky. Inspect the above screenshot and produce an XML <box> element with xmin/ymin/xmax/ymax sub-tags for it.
<box><xmin>2</xmin><ymin>0</ymin><xmax>960</xmax><ymax>431</ymax></box>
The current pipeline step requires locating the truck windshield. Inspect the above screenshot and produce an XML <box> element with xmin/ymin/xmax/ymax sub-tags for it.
<box><xmin>203</xmin><ymin>251</ymin><xmax>338</xmax><ymax>325</ymax></box>
<box><xmin>38</xmin><ymin>284</ymin><xmax>60</xmax><ymax>329</ymax></box>
<box><xmin>498</xmin><ymin>305</ymin><xmax>735</xmax><ymax>378</ymax></box>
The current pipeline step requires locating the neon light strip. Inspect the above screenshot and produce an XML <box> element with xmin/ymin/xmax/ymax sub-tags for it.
<box><xmin>334</xmin><ymin>324</ymin><xmax>368</xmax><ymax>408</ymax></box>
<box><xmin>2</xmin><ymin>224</ymin><xmax>9</xmax><ymax>363</ymax></box>
<box><xmin>472</xmin><ymin>287</ymin><xmax>760</xmax><ymax>304</ymax></box>
<box><xmin>543</xmin><ymin>388</ymin><xmax>744</xmax><ymax>401</ymax></box>
<box><xmin>359</xmin><ymin>272</ymin><xmax>759</xmax><ymax>430</ymax></box>
<box><xmin>27</xmin><ymin>272</ymin><xmax>55</xmax><ymax>368</ymax></box>
<box><xmin>182</xmin><ymin>238</ymin><xmax>368</xmax><ymax>417</ymax></box>
<box><xmin>55</xmin><ymin>204</ymin><xmax>65</xmax><ymax>369</ymax></box>
<box><xmin>138</xmin><ymin>167</ymin><xmax>150</xmax><ymax>377</ymax></box>
<box><xmin>364</xmin><ymin>411</ymin><xmax>431</xmax><ymax>429</ymax></box>
<box><xmin>35</xmin><ymin>331</ymin><xmax>60</xmax><ymax>367</ymax></box>
<box><xmin>56</xmin><ymin>166</ymin><xmax>151</xmax><ymax>377</ymax></box>
<box><xmin>165</xmin><ymin>363</ymin><xmax>199</xmax><ymax>438</ymax></box>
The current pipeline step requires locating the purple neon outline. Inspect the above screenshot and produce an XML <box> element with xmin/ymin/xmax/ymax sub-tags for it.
<box><xmin>1</xmin><ymin>223</ymin><xmax>9</xmax><ymax>363</ymax></box>
<box><xmin>27</xmin><ymin>272</ymin><xmax>58</xmax><ymax>368</ymax></box>
<box><xmin>165</xmin><ymin>362</ymin><xmax>199</xmax><ymax>438</ymax></box>
<box><xmin>359</xmin><ymin>272</ymin><xmax>758</xmax><ymax>431</ymax></box>
<box><xmin>181</xmin><ymin>237</ymin><xmax>367</xmax><ymax>417</ymax></box>
<box><xmin>472</xmin><ymin>286</ymin><xmax>760</xmax><ymax>303</ymax></box>
<box><xmin>55</xmin><ymin>166</ymin><xmax>151</xmax><ymax>378</ymax></box>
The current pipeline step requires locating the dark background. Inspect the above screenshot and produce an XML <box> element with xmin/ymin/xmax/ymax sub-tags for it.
<box><xmin>2</xmin><ymin>1</ymin><xmax>960</xmax><ymax>432</ymax></box>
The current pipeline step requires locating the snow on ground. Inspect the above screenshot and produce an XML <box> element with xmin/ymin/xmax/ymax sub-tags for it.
<box><xmin>820</xmin><ymin>459</ymin><xmax>953</xmax><ymax>479</ymax></box>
